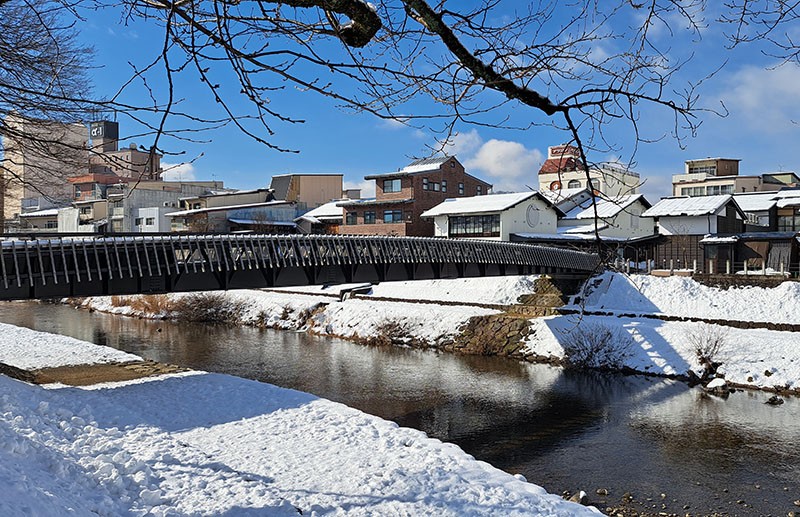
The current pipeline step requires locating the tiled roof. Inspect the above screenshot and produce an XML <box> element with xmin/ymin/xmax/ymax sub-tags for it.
<box><xmin>538</xmin><ymin>156</ymin><xmax>582</xmax><ymax>175</ymax></box>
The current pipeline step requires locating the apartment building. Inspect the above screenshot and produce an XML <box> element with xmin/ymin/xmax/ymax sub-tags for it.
<box><xmin>338</xmin><ymin>156</ymin><xmax>492</xmax><ymax>237</ymax></box>
<box><xmin>671</xmin><ymin>158</ymin><xmax>799</xmax><ymax>197</ymax></box>
<box><xmin>1</xmin><ymin>114</ymin><xmax>89</xmax><ymax>230</ymax></box>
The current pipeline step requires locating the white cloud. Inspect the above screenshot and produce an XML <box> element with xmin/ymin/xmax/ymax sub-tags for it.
<box><xmin>160</xmin><ymin>162</ymin><xmax>197</xmax><ymax>181</ymax></box>
<box><xmin>722</xmin><ymin>63</ymin><xmax>800</xmax><ymax>132</ymax></box>
<box><xmin>379</xmin><ymin>118</ymin><xmax>408</xmax><ymax>130</ymax></box>
<box><xmin>459</xmin><ymin>135</ymin><xmax>544</xmax><ymax>192</ymax></box>
<box><xmin>344</xmin><ymin>179</ymin><xmax>375</xmax><ymax>199</ymax></box>
<box><xmin>444</xmin><ymin>129</ymin><xmax>483</xmax><ymax>156</ymax></box>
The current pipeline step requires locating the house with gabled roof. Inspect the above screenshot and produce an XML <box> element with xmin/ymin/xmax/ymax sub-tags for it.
<box><xmin>642</xmin><ymin>195</ymin><xmax>746</xmax><ymax>270</ymax></box>
<box><xmin>338</xmin><ymin>156</ymin><xmax>492</xmax><ymax>236</ymax></box>
<box><xmin>420</xmin><ymin>191</ymin><xmax>561</xmax><ymax>240</ymax></box>
<box><xmin>555</xmin><ymin>194</ymin><xmax>653</xmax><ymax>239</ymax></box>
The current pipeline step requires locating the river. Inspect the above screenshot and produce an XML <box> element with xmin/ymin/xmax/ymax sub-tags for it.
<box><xmin>1</xmin><ymin>301</ymin><xmax>798</xmax><ymax>515</ymax></box>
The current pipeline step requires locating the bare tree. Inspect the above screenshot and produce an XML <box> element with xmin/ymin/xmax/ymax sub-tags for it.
<box><xmin>0</xmin><ymin>0</ymin><xmax>94</xmax><ymax>226</ymax></box>
<box><xmin>3</xmin><ymin>1</ymin><xmax>797</xmax><ymax>235</ymax></box>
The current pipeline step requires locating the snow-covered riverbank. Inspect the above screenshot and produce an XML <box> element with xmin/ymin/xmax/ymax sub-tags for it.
<box><xmin>78</xmin><ymin>272</ymin><xmax>800</xmax><ymax>393</ymax></box>
<box><xmin>0</xmin><ymin>322</ymin><xmax>596</xmax><ymax>515</ymax></box>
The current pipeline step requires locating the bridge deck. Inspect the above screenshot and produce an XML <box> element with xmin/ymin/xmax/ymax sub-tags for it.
<box><xmin>0</xmin><ymin>234</ymin><xmax>601</xmax><ymax>301</ymax></box>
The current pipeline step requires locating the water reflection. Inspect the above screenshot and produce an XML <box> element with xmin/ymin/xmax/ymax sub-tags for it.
<box><xmin>1</xmin><ymin>302</ymin><xmax>798</xmax><ymax>514</ymax></box>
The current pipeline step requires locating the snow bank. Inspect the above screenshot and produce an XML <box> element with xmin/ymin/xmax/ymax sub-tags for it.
<box><xmin>0</xmin><ymin>329</ymin><xmax>597</xmax><ymax>516</ymax></box>
<box><xmin>574</xmin><ymin>272</ymin><xmax>800</xmax><ymax>324</ymax></box>
<box><xmin>527</xmin><ymin>314</ymin><xmax>800</xmax><ymax>390</ymax></box>
<box><xmin>0</xmin><ymin>321</ymin><xmax>139</xmax><ymax>369</ymax></box>
<box><xmin>272</xmin><ymin>274</ymin><xmax>540</xmax><ymax>305</ymax></box>
<box><xmin>312</xmin><ymin>298</ymin><xmax>498</xmax><ymax>345</ymax></box>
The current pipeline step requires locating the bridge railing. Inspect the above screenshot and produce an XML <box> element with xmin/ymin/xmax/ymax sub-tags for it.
<box><xmin>0</xmin><ymin>234</ymin><xmax>601</xmax><ymax>297</ymax></box>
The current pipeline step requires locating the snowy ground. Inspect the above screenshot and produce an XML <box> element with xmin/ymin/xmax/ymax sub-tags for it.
<box><xmin>0</xmin><ymin>324</ymin><xmax>597</xmax><ymax>516</ymax></box>
<box><xmin>76</xmin><ymin>273</ymin><xmax>800</xmax><ymax>392</ymax></box>
<box><xmin>3</xmin><ymin>272</ymin><xmax>800</xmax><ymax>513</ymax></box>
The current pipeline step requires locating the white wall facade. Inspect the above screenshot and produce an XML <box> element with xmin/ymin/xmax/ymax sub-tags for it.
<box><xmin>430</xmin><ymin>197</ymin><xmax>558</xmax><ymax>241</ymax></box>
<box><xmin>499</xmin><ymin>197</ymin><xmax>558</xmax><ymax>240</ymax></box>
<box><xmin>133</xmin><ymin>207</ymin><xmax>170</xmax><ymax>232</ymax></box>
<box><xmin>657</xmin><ymin>215</ymin><xmax>717</xmax><ymax>236</ymax></box>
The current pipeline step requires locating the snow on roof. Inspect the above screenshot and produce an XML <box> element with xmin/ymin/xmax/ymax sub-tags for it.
<box><xmin>732</xmin><ymin>192</ymin><xmax>780</xmax><ymax>212</ymax></box>
<box><xmin>19</xmin><ymin>208</ymin><xmax>60</xmax><ymax>218</ymax></box>
<box><xmin>420</xmin><ymin>191</ymin><xmax>541</xmax><ymax>218</ymax></box>
<box><xmin>777</xmin><ymin>196</ymin><xmax>800</xmax><ymax>208</ymax></box>
<box><xmin>699</xmin><ymin>235</ymin><xmax>739</xmax><ymax>244</ymax></box>
<box><xmin>559</xmin><ymin>223</ymin><xmax>609</xmax><ymax>234</ymax></box>
<box><xmin>401</xmin><ymin>156</ymin><xmax>452</xmax><ymax>173</ymax></box>
<box><xmin>642</xmin><ymin>195</ymin><xmax>733</xmax><ymax>217</ymax></box>
<box><xmin>538</xmin><ymin>187</ymin><xmax>587</xmax><ymax>203</ymax></box>
<box><xmin>166</xmin><ymin>200</ymin><xmax>292</xmax><ymax>217</ymax></box>
<box><xmin>228</xmin><ymin>219</ymin><xmax>297</xmax><ymax>226</ymax></box>
<box><xmin>563</xmin><ymin>194</ymin><xmax>646</xmax><ymax>220</ymax></box>
<box><xmin>297</xmin><ymin>200</ymin><xmax>345</xmax><ymax>221</ymax></box>
<box><xmin>513</xmin><ymin>231</ymin><xmax>628</xmax><ymax>242</ymax></box>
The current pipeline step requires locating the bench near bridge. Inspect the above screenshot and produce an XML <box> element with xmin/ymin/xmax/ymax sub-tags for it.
<box><xmin>0</xmin><ymin>234</ymin><xmax>601</xmax><ymax>301</ymax></box>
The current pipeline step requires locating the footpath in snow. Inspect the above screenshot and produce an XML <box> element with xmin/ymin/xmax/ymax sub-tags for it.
<box><xmin>0</xmin><ymin>322</ymin><xmax>596</xmax><ymax>516</ymax></box>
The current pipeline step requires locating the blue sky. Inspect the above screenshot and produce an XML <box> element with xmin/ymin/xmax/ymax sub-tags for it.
<box><xmin>76</xmin><ymin>3</ymin><xmax>800</xmax><ymax>202</ymax></box>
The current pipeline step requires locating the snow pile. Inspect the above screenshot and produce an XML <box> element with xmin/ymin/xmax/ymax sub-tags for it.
<box><xmin>574</xmin><ymin>272</ymin><xmax>800</xmax><ymax>324</ymax></box>
<box><xmin>0</xmin><ymin>327</ymin><xmax>597</xmax><ymax>516</ymax></box>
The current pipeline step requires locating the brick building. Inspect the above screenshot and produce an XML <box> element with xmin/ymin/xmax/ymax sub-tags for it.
<box><xmin>338</xmin><ymin>156</ymin><xmax>492</xmax><ymax>236</ymax></box>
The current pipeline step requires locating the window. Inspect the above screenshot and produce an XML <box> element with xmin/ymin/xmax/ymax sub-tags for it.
<box><xmin>590</xmin><ymin>179</ymin><xmax>601</xmax><ymax>192</ymax></box>
<box><xmin>346</xmin><ymin>212</ymin><xmax>358</xmax><ymax>225</ymax></box>
<box><xmin>448</xmin><ymin>214</ymin><xmax>501</xmax><ymax>238</ymax></box>
<box><xmin>383</xmin><ymin>178</ymin><xmax>402</xmax><ymax>193</ymax></box>
<box><xmin>778</xmin><ymin>209</ymin><xmax>800</xmax><ymax>231</ymax></box>
<box><xmin>45</xmin><ymin>221</ymin><xmax>58</xmax><ymax>229</ymax></box>
<box><xmin>145</xmin><ymin>217</ymin><xmax>155</xmax><ymax>226</ymax></box>
<box><xmin>707</xmin><ymin>184</ymin><xmax>734</xmax><ymax>195</ymax></box>
<box><xmin>433</xmin><ymin>182</ymin><xmax>440</xmax><ymax>191</ymax></box>
<box><xmin>458</xmin><ymin>183</ymin><xmax>464</xmax><ymax>195</ymax></box>
<box><xmin>441</xmin><ymin>180</ymin><xmax>447</xmax><ymax>193</ymax></box>
<box><xmin>134</xmin><ymin>217</ymin><xmax>143</xmax><ymax>226</ymax></box>
<box><xmin>79</xmin><ymin>206</ymin><xmax>92</xmax><ymax>215</ymax></box>
<box><xmin>383</xmin><ymin>210</ymin><xmax>403</xmax><ymax>223</ymax></box>
<box><xmin>567</xmin><ymin>180</ymin><xmax>581</xmax><ymax>188</ymax></box>
<box><xmin>476</xmin><ymin>185</ymin><xmax>482</xmax><ymax>195</ymax></box>
<box><xmin>688</xmin><ymin>165</ymin><xmax>716</xmax><ymax>176</ymax></box>
<box><xmin>364</xmin><ymin>211</ymin><xmax>376</xmax><ymax>224</ymax></box>
<box><xmin>422</xmin><ymin>178</ymin><xmax>429</xmax><ymax>190</ymax></box>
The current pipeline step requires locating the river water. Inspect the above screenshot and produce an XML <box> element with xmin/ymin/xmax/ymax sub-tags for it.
<box><xmin>1</xmin><ymin>302</ymin><xmax>799</xmax><ymax>516</ymax></box>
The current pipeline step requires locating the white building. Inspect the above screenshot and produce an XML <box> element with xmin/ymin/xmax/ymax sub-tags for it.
<box><xmin>641</xmin><ymin>195</ymin><xmax>746</xmax><ymax>235</ymax></box>
<box><xmin>537</xmin><ymin>144</ymin><xmax>640</xmax><ymax>196</ymax></box>
<box><xmin>420</xmin><ymin>191</ymin><xmax>560</xmax><ymax>241</ymax></box>
<box><xmin>556</xmin><ymin>194</ymin><xmax>654</xmax><ymax>239</ymax></box>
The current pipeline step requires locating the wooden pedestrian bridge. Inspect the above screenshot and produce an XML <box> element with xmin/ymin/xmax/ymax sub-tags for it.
<box><xmin>0</xmin><ymin>234</ymin><xmax>601</xmax><ymax>301</ymax></box>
